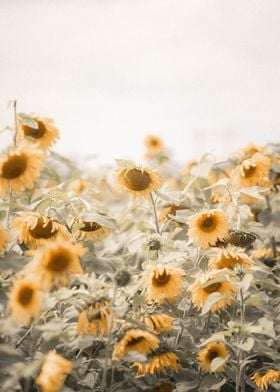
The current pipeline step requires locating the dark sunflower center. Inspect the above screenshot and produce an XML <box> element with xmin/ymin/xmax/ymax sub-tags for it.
<box><xmin>2</xmin><ymin>154</ymin><xmax>28</xmax><ymax>179</ymax></box>
<box><xmin>17</xmin><ymin>286</ymin><xmax>34</xmax><ymax>306</ymax></box>
<box><xmin>46</xmin><ymin>249</ymin><xmax>71</xmax><ymax>272</ymax></box>
<box><xmin>22</xmin><ymin>120</ymin><xmax>47</xmax><ymax>139</ymax></box>
<box><xmin>127</xmin><ymin>336</ymin><xmax>145</xmax><ymax>347</ymax></box>
<box><xmin>242</xmin><ymin>164</ymin><xmax>256</xmax><ymax>178</ymax></box>
<box><xmin>200</xmin><ymin>216</ymin><xmax>217</xmax><ymax>232</ymax></box>
<box><xmin>207</xmin><ymin>349</ymin><xmax>219</xmax><ymax>361</ymax></box>
<box><xmin>152</xmin><ymin>271</ymin><xmax>170</xmax><ymax>287</ymax></box>
<box><xmin>150</xmin><ymin>139</ymin><xmax>159</xmax><ymax>147</ymax></box>
<box><xmin>80</xmin><ymin>222</ymin><xmax>102</xmax><ymax>232</ymax></box>
<box><xmin>29</xmin><ymin>217</ymin><xmax>57</xmax><ymax>239</ymax></box>
<box><xmin>204</xmin><ymin>282</ymin><xmax>222</xmax><ymax>293</ymax></box>
<box><xmin>124</xmin><ymin>168</ymin><xmax>151</xmax><ymax>191</ymax></box>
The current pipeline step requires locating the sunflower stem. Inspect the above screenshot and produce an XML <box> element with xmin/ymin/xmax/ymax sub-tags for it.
<box><xmin>150</xmin><ymin>192</ymin><xmax>160</xmax><ymax>234</ymax></box>
<box><xmin>235</xmin><ymin>288</ymin><xmax>245</xmax><ymax>392</ymax></box>
<box><xmin>100</xmin><ymin>283</ymin><xmax>117</xmax><ymax>392</ymax></box>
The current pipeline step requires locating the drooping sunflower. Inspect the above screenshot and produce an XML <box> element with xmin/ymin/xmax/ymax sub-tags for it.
<box><xmin>198</xmin><ymin>342</ymin><xmax>229</xmax><ymax>373</ymax></box>
<box><xmin>0</xmin><ymin>144</ymin><xmax>45</xmax><ymax>196</ymax></box>
<box><xmin>12</xmin><ymin>211</ymin><xmax>72</xmax><ymax>249</ymax></box>
<box><xmin>230</xmin><ymin>153</ymin><xmax>272</xmax><ymax>189</ymax></box>
<box><xmin>188</xmin><ymin>272</ymin><xmax>236</xmax><ymax>313</ymax></box>
<box><xmin>144</xmin><ymin>135</ymin><xmax>164</xmax><ymax>158</ymax></box>
<box><xmin>187</xmin><ymin>209</ymin><xmax>229</xmax><ymax>249</ymax></box>
<box><xmin>140</xmin><ymin>313</ymin><xmax>175</xmax><ymax>333</ymax></box>
<box><xmin>131</xmin><ymin>351</ymin><xmax>179</xmax><ymax>377</ymax></box>
<box><xmin>116</xmin><ymin>165</ymin><xmax>161</xmax><ymax>198</ymax></box>
<box><xmin>77</xmin><ymin>300</ymin><xmax>111</xmax><ymax>336</ymax></box>
<box><xmin>35</xmin><ymin>351</ymin><xmax>72</xmax><ymax>392</ymax></box>
<box><xmin>25</xmin><ymin>240</ymin><xmax>86</xmax><ymax>290</ymax></box>
<box><xmin>112</xmin><ymin>328</ymin><xmax>160</xmax><ymax>360</ymax></box>
<box><xmin>251</xmin><ymin>369</ymin><xmax>280</xmax><ymax>390</ymax></box>
<box><xmin>142</xmin><ymin>263</ymin><xmax>185</xmax><ymax>304</ymax></box>
<box><xmin>7</xmin><ymin>276</ymin><xmax>43</xmax><ymax>325</ymax></box>
<box><xmin>18</xmin><ymin>114</ymin><xmax>59</xmax><ymax>151</ymax></box>
<box><xmin>0</xmin><ymin>225</ymin><xmax>9</xmax><ymax>252</ymax></box>
<box><xmin>208</xmin><ymin>246</ymin><xmax>254</xmax><ymax>270</ymax></box>
<box><xmin>74</xmin><ymin>220</ymin><xmax>110</xmax><ymax>241</ymax></box>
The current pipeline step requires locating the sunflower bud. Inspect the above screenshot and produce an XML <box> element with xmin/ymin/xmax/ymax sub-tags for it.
<box><xmin>115</xmin><ymin>270</ymin><xmax>131</xmax><ymax>287</ymax></box>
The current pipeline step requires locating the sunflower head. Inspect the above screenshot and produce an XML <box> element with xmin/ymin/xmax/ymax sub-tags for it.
<box><xmin>0</xmin><ymin>144</ymin><xmax>44</xmax><ymax>196</ymax></box>
<box><xmin>18</xmin><ymin>114</ymin><xmax>60</xmax><ymax>151</ymax></box>
<box><xmin>144</xmin><ymin>135</ymin><xmax>164</xmax><ymax>158</ymax></box>
<box><xmin>12</xmin><ymin>211</ymin><xmax>72</xmax><ymax>249</ymax></box>
<box><xmin>198</xmin><ymin>342</ymin><xmax>229</xmax><ymax>373</ymax></box>
<box><xmin>131</xmin><ymin>351</ymin><xmax>179</xmax><ymax>377</ymax></box>
<box><xmin>188</xmin><ymin>272</ymin><xmax>237</xmax><ymax>313</ymax></box>
<box><xmin>75</xmin><ymin>220</ymin><xmax>109</xmax><ymax>241</ymax></box>
<box><xmin>8</xmin><ymin>276</ymin><xmax>43</xmax><ymax>325</ymax></box>
<box><xmin>251</xmin><ymin>369</ymin><xmax>280</xmax><ymax>390</ymax></box>
<box><xmin>140</xmin><ymin>313</ymin><xmax>175</xmax><ymax>333</ymax></box>
<box><xmin>77</xmin><ymin>300</ymin><xmax>111</xmax><ymax>336</ymax></box>
<box><xmin>112</xmin><ymin>328</ymin><xmax>160</xmax><ymax>360</ymax></box>
<box><xmin>25</xmin><ymin>240</ymin><xmax>86</xmax><ymax>290</ymax></box>
<box><xmin>142</xmin><ymin>263</ymin><xmax>185</xmax><ymax>304</ymax></box>
<box><xmin>209</xmin><ymin>246</ymin><xmax>254</xmax><ymax>270</ymax></box>
<box><xmin>116</xmin><ymin>164</ymin><xmax>161</xmax><ymax>198</ymax></box>
<box><xmin>187</xmin><ymin>209</ymin><xmax>229</xmax><ymax>249</ymax></box>
<box><xmin>35</xmin><ymin>351</ymin><xmax>72</xmax><ymax>392</ymax></box>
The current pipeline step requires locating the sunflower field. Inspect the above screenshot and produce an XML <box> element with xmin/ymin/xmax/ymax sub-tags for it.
<box><xmin>0</xmin><ymin>105</ymin><xmax>280</xmax><ymax>392</ymax></box>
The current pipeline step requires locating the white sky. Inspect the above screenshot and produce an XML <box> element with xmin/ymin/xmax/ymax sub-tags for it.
<box><xmin>0</xmin><ymin>0</ymin><xmax>280</xmax><ymax>165</ymax></box>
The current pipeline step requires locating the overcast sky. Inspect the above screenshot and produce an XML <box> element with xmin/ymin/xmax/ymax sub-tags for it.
<box><xmin>0</xmin><ymin>0</ymin><xmax>280</xmax><ymax>165</ymax></box>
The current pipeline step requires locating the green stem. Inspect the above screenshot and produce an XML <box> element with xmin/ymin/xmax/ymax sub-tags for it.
<box><xmin>150</xmin><ymin>192</ymin><xmax>160</xmax><ymax>234</ymax></box>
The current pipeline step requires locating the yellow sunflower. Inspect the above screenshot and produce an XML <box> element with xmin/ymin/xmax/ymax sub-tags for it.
<box><xmin>188</xmin><ymin>272</ymin><xmax>236</xmax><ymax>313</ymax></box>
<box><xmin>198</xmin><ymin>342</ymin><xmax>229</xmax><ymax>373</ymax></box>
<box><xmin>144</xmin><ymin>135</ymin><xmax>164</xmax><ymax>158</ymax></box>
<box><xmin>239</xmin><ymin>143</ymin><xmax>266</xmax><ymax>159</ymax></box>
<box><xmin>0</xmin><ymin>225</ymin><xmax>9</xmax><ymax>252</ymax></box>
<box><xmin>7</xmin><ymin>276</ymin><xmax>43</xmax><ymax>325</ymax></box>
<box><xmin>0</xmin><ymin>144</ymin><xmax>44</xmax><ymax>196</ymax></box>
<box><xmin>77</xmin><ymin>300</ymin><xmax>111</xmax><ymax>336</ymax></box>
<box><xmin>36</xmin><ymin>351</ymin><xmax>72</xmax><ymax>392</ymax></box>
<box><xmin>132</xmin><ymin>351</ymin><xmax>179</xmax><ymax>377</ymax></box>
<box><xmin>142</xmin><ymin>263</ymin><xmax>185</xmax><ymax>304</ymax></box>
<box><xmin>75</xmin><ymin>220</ymin><xmax>110</xmax><ymax>241</ymax></box>
<box><xmin>18</xmin><ymin>114</ymin><xmax>59</xmax><ymax>151</ymax></box>
<box><xmin>140</xmin><ymin>313</ymin><xmax>175</xmax><ymax>333</ymax></box>
<box><xmin>116</xmin><ymin>165</ymin><xmax>161</xmax><ymax>198</ymax></box>
<box><xmin>230</xmin><ymin>153</ymin><xmax>272</xmax><ymax>189</ymax></box>
<box><xmin>251</xmin><ymin>369</ymin><xmax>280</xmax><ymax>390</ymax></box>
<box><xmin>112</xmin><ymin>328</ymin><xmax>160</xmax><ymax>360</ymax></box>
<box><xmin>12</xmin><ymin>211</ymin><xmax>72</xmax><ymax>249</ymax></box>
<box><xmin>25</xmin><ymin>240</ymin><xmax>86</xmax><ymax>290</ymax></box>
<box><xmin>208</xmin><ymin>246</ymin><xmax>254</xmax><ymax>270</ymax></box>
<box><xmin>187</xmin><ymin>209</ymin><xmax>229</xmax><ymax>249</ymax></box>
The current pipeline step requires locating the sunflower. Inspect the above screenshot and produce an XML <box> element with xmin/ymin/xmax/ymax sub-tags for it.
<box><xmin>77</xmin><ymin>300</ymin><xmax>111</xmax><ymax>336</ymax></box>
<box><xmin>7</xmin><ymin>276</ymin><xmax>43</xmax><ymax>325</ymax></box>
<box><xmin>251</xmin><ymin>247</ymin><xmax>273</xmax><ymax>260</ymax></box>
<box><xmin>112</xmin><ymin>328</ymin><xmax>160</xmax><ymax>360</ymax></box>
<box><xmin>18</xmin><ymin>114</ymin><xmax>59</xmax><ymax>151</ymax></box>
<box><xmin>230</xmin><ymin>153</ymin><xmax>272</xmax><ymax>189</ymax></box>
<box><xmin>35</xmin><ymin>351</ymin><xmax>72</xmax><ymax>392</ymax></box>
<box><xmin>0</xmin><ymin>144</ymin><xmax>44</xmax><ymax>196</ymax></box>
<box><xmin>12</xmin><ymin>211</ymin><xmax>72</xmax><ymax>249</ymax></box>
<box><xmin>144</xmin><ymin>135</ymin><xmax>164</xmax><ymax>158</ymax></box>
<box><xmin>142</xmin><ymin>263</ymin><xmax>185</xmax><ymax>304</ymax></box>
<box><xmin>251</xmin><ymin>369</ymin><xmax>280</xmax><ymax>390</ymax></box>
<box><xmin>25</xmin><ymin>240</ymin><xmax>86</xmax><ymax>290</ymax></box>
<box><xmin>0</xmin><ymin>225</ymin><xmax>9</xmax><ymax>252</ymax></box>
<box><xmin>187</xmin><ymin>209</ymin><xmax>229</xmax><ymax>249</ymax></box>
<box><xmin>198</xmin><ymin>342</ymin><xmax>229</xmax><ymax>373</ymax></box>
<box><xmin>188</xmin><ymin>272</ymin><xmax>236</xmax><ymax>313</ymax></box>
<box><xmin>67</xmin><ymin>179</ymin><xmax>92</xmax><ymax>196</ymax></box>
<box><xmin>239</xmin><ymin>143</ymin><xmax>266</xmax><ymax>159</ymax></box>
<box><xmin>131</xmin><ymin>351</ymin><xmax>179</xmax><ymax>376</ymax></box>
<box><xmin>116</xmin><ymin>165</ymin><xmax>161</xmax><ymax>198</ymax></box>
<box><xmin>208</xmin><ymin>246</ymin><xmax>254</xmax><ymax>270</ymax></box>
<box><xmin>140</xmin><ymin>313</ymin><xmax>175</xmax><ymax>333</ymax></box>
<box><xmin>75</xmin><ymin>220</ymin><xmax>110</xmax><ymax>241</ymax></box>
